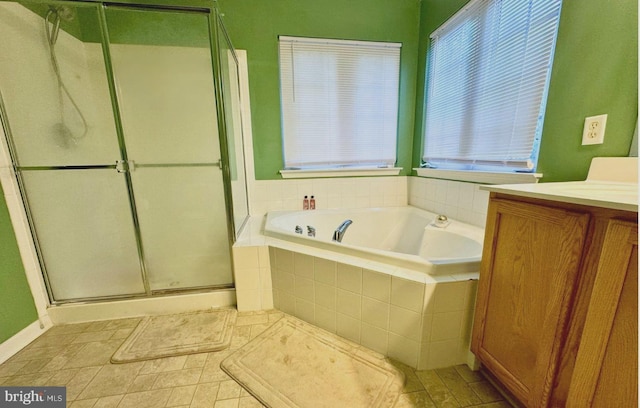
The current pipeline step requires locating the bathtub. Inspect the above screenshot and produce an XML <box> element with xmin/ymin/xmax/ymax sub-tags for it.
<box><xmin>264</xmin><ymin>206</ymin><xmax>484</xmax><ymax>276</ymax></box>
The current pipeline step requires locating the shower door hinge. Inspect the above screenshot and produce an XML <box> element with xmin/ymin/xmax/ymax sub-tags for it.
<box><xmin>115</xmin><ymin>160</ymin><xmax>135</xmax><ymax>173</ymax></box>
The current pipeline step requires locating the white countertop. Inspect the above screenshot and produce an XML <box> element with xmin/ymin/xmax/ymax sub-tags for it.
<box><xmin>482</xmin><ymin>181</ymin><xmax>638</xmax><ymax>212</ymax></box>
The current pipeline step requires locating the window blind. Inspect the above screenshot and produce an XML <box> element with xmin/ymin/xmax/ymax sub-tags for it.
<box><xmin>422</xmin><ymin>0</ymin><xmax>563</xmax><ymax>172</ymax></box>
<box><xmin>279</xmin><ymin>36</ymin><xmax>401</xmax><ymax>169</ymax></box>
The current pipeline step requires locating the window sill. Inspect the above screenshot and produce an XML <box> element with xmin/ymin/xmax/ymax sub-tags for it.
<box><xmin>280</xmin><ymin>167</ymin><xmax>402</xmax><ymax>179</ymax></box>
<box><xmin>413</xmin><ymin>168</ymin><xmax>542</xmax><ymax>184</ymax></box>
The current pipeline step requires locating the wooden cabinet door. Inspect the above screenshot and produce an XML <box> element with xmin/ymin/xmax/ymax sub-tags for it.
<box><xmin>567</xmin><ymin>219</ymin><xmax>638</xmax><ymax>407</ymax></box>
<box><xmin>471</xmin><ymin>198</ymin><xmax>590</xmax><ymax>406</ymax></box>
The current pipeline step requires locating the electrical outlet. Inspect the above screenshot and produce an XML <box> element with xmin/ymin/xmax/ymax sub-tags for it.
<box><xmin>582</xmin><ymin>114</ymin><xmax>607</xmax><ymax>145</ymax></box>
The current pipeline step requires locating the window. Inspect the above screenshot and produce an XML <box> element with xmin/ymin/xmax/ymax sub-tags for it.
<box><xmin>279</xmin><ymin>36</ymin><xmax>401</xmax><ymax>170</ymax></box>
<box><xmin>422</xmin><ymin>0</ymin><xmax>563</xmax><ymax>173</ymax></box>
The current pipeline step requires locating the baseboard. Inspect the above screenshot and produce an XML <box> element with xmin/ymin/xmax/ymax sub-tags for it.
<box><xmin>47</xmin><ymin>290</ymin><xmax>237</xmax><ymax>324</ymax></box>
<box><xmin>0</xmin><ymin>316</ymin><xmax>52</xmax><ymax>364</ymax></box>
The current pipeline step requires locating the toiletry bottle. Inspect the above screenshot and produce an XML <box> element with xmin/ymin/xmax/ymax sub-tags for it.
<box><xmin>310</xmin><ymin>195</ymin><xmax>316</xmax><ymax>210</ymax></box>
<box><xmin>303</xmin><ymin>195</ymin><xmax>309</xmax><ymax>210</ymax></box>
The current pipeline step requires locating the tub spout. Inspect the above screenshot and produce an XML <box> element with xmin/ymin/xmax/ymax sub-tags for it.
<box><xmin>332</xmin><ymin>219</ymin><xmax>353</xmax><ymax>243</ymax></box>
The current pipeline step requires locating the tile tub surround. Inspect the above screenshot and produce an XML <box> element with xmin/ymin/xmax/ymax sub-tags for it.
<box><xmin>269</xmin><ymin>246</ymin><xmax>477</xmax><ymax>370</ymax></box>
<box><xmin>250</xmin><ymin>176</ymin><xmax>408</xmax><ymax>216</ymax></box>
<box><xmin>408</xmin><ymin>177</ymin><xmax>490</xmax><ymax>229</ymax></box>
<box><xmin>246</xmin><ymin>175</ymin><xmax>490</xmax><ymax>229</ymax></box>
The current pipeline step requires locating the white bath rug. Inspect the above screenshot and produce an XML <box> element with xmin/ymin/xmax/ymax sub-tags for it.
<box><xmin>221</xmin><ymin>316</ymin><xmax>405</xmax><ymax>408</ymax></box>
<box><xmin>111</xmin><ymin>308</ymin><xmax>236</xmax><ymax>363</ymax></box>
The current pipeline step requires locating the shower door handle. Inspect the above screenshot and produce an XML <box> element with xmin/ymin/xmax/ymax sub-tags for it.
<box><xmin>215</xmin><ymin>159</ymin><xmax>223</xmax><ymax>170</ymax></box>
<box><xmin>115</xmin><ymin>160</ymin><xmax>136</xmax><ymax>173</ymax></box>
<box><xmin>116</xmin><ymin>160</ymin><xmax>127</xmax><ymax>173</ymax></box>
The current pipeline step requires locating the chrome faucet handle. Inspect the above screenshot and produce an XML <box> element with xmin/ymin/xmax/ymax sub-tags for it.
<box><xmin>307</xmin><ymin>225</ymin><xmax>316</xmax><ymax>237</ymax></box>
<box><xmin>295</xmin><ymin>225</ymin><xmax>303</xmax><ymax>234</ymax></box>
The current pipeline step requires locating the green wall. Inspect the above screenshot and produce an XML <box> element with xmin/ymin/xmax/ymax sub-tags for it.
<box><xmin>0</xmin><ymin>184</ymin><xmax>38</xmax><ymax>343</ymax></box>
<box><xmin>221</xmin><ymin>0</ymin><xmax>637</xmax><ymax>182</ymax></box>
<box><xmin>218</xmin><ymin>0</ymin><xmax>421</xmax><ymax>180</ymax></box>
<box><xmin>538</xmin><ymin>0</ymin><xmax>638</xmax><ymax>181</ymax></box>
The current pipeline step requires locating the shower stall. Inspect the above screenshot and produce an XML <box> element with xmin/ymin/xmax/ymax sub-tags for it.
<box><xmin>0</xmin><ymin>0</ymin><xmax>249</xmax><ymax>303</ymax></box>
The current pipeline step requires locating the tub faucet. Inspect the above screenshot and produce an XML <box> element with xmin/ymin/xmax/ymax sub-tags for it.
<box><xmin>332</xmin><ymin>219</ymin><xmax>353</xmax><ymax>243</ymax></box>
<box><xmin>433</xmin><ymin>214</ymin><xmax>449</xmax><ymax>228</ymax></box>
<box><xmin>307</xmin><ymin>226</ymin><xmax>316</xmax><ymax>237</ymax></box>
<box><xmin>295</xmin><ymin>225</ymin><xmax>303</xmax><ymax>234</ymax></box>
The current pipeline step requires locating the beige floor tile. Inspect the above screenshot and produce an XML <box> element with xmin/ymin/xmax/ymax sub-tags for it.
<box><xmin>214</xmin><ymin>398</ymin><xmax>239</xmax><ymax>408</ymax></box>
<box><xmin>185</xmin><ymin>354</ymin><xmax>209</xmax><ymax>369</ymax></box>
<box><xmin>435</xmin><ymin>367</ymin><xmax>482</xmax><ymax>406</ymax></box>
<box><xmin>63</xmin><ymin>340</ymin><xmax>124</xmax><ymax>369</ymax></box>
<box><xmin>473</xmin><ymin>402</ymin><xmax>513</xmax><ymax>408</ymax></box>
<box><xmin>395</xmin><ymin>391</ymin><xmax>437</xmax><ymax>408</ymax></box>
<box><xmin>139</xmin><ymin>356</ymin><xmax>188</xmax><ymax>374</ymax></box>
<box><xmin>78</xmin><ymin>363</ymin><xmax>143</xmax><ymax>399</ymax></box>
<box><xmin>85</xmin><ymin>321</ymin><xmax>113</xmax><ymax>332</ymax></box>
<box><xmin>392</xmin><ymin>360</ymin><xmax>426</xmax><ymax>393</ymax></box>
<box><xmin>249</xmin><ymin>324</ymin><xmax>271</xmax><ymax>340</ymax></box>
<box><xmin>93</xmin><ymin>394</ymin><xmax>124</xmax><ymax>408</ymax></box>
<box><xmin>12</xmin><ymin>344</ymin><xmax>71</xmax><ymax>362</ymax></box>
<box><xmin>217</xmin><ymin>379</ymin><xmax>242</xmax><ymax>400</ymax></box>
<box><xmin>167</xmin><ymin>384</ymin><xmax>197</xmax><ymax>407</ymax></box>
<box><xmin>236</xmin><ymin>313</ymin><xmax>269</xmax><ymax>327</ymax></box>
<box><xmin>26</xmin><ymin>333</ymin><xmax>79</xmax><ymax>349</ymax></box>
<box><xmin>454</xmin><ymin>365</ymin><xmax>484</xmax><ymax>384</ymax></box>
<box><xmin>191</xmin><ymin>382</ymin><xmax>221</xmax><ymax>408</ymax></box>
<box><xmin>104</xmin><ymin>318</ymin><xmax>142</xmax><ymax>330</ymax></box>
<box><xmin>45</xmin><ymin>322</ymin><xmax>94</xmax><ymax>336</ymax></box>
<box><xmin>267</xmin><ymin>311</ymin><xmax>284</xmax><ymax>323</ymax></box>
<box><xmin>2</xmin><ymin>371</ymin><xmax>53</xmax><ymax>386</ymax></box>
<box><xmin>72</xmin><ymin>331</ymin><xmax>117</xmax><ymax>344</ymax></box>
<box><xmin>238</xmin><ymin>396</ymin><xmax>263</xmax><ymax>408</ymax></box>
<box><xmin>415</xmin><ymin>370</ymin><xmax>461</xmax><ymax>408</ymax></box>
<box><xmin>13</xmin><ymin>358</ymin><xmax>51</xmax><ymax>375</ymax></box>
<box><xmin>469</xmin><ymin>381</ymin><xmax>504</xmax><ymax>404</ymax></box>
<box><xmin>0</xmin><ymin>360</ymin><xmax>28</xmax><ymax>377</ymax></box>
<box><xmin>128</xmin><ymin>373</ymin><xmax>159</xmax><ymax>392</ymax></box>
<box><xmin>117</xmin><ymin>388</ymin><xmax>172</xmax><ymax>408</ymax></box>
<box><xmin>45</xmin><ymin>368</ymin><xmax>80</xmax><ymax>386</ymax></box>
<box><xmin>110</xmin><ymin>328</ymin><xmax>135</xmax><ymax>340</ymax></box>
<box><xmin>200</xmin><ymin>352</ymin><xmax>233</xmax><ymax>383</ymax></box>
<box><xmin>153</xmin><ymin>367</ymin><xmax>203</xmax><ymax>389</ymax></box>
<box><xmin>229</xmin><ymin>326</ymin><xmax>252</xmax><ymax>350</ymax></box>
<box><xmin>66</xmin><ymin>366</ymin><xmax>102</xmax><ymax>401</ymax></box>
<box><xmin>69</xmin><ymin>398</ymin><xmax>98</xmax><ymax>407</ymax></box>
<box><xmin>40</xmin><ymin>344</ymin><xmax>86</xmax><ymax>372</ymax></box>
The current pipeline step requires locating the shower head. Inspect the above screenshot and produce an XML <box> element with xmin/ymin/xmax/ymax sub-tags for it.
<box><xmin>48</xmin><ymin>5</ymin><xmax>75</xmax><ymax>22</ymax></box>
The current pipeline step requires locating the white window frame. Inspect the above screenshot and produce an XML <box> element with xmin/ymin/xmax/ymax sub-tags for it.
<box><xmin>278</xmin><ymin>36</ymin><xmax>402</xmax><ymax>178</ymax></box>
<box><xmin>420</xmin><ymin>0</ymin><xmax>563</xmax><ymax>182</ymax></box>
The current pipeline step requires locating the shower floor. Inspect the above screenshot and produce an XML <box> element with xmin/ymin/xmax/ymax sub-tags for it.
<box><xmin>0</xmin><ymin>310</ymin><xmax>511</xmax><ymax>407</ymax></box>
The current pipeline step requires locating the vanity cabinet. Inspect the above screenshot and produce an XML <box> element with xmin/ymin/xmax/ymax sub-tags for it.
<box><xmin>471</xmin><ymin>193</ymin><xmax>638</xmax><ymax>407</ymax></box>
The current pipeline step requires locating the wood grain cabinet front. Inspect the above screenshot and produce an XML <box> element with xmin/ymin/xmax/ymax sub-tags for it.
<box><xmin>471</xmin><ymin>194</ymin><xmax>637</xmax><ymax>407</ymax></box>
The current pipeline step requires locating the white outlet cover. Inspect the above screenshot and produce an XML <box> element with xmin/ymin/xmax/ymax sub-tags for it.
<box><xmin>582</xmin><ymin>114</ymin><xmax>607</xmax><ymax>145</ymax></box>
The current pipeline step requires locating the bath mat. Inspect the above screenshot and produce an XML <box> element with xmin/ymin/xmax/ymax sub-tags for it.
<box><xmin>221</xmin><ymin>316</ymin><xmax>405</xmax><ymax>408</ymax></box>
<box><xmin>111</xmin><ymin>308</ymin><xmax>236</xmax><ymax>363</ymax></box>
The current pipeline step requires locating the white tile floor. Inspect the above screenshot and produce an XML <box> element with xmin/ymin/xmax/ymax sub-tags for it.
<box><xmin>0</xmin><ymin>310</ymin><xmax>511</xmax><ymax>407</ymax></box>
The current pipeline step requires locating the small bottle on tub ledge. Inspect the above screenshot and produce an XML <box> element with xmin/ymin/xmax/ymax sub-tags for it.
<box><xmin>310</xmin><ymin>195</ymin><xmax>316</xmax><ymax>210</ymax></box>
<box><xmin>303</xmin><ymin>195</ymin><xmax>310</xmax><ymax>210</ymax></box>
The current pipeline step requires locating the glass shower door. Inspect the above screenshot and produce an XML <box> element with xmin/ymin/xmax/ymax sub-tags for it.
<box><xmin>0</xmin><ymin>1</ymin><xmax>145</xmax><ymax>300</ymax></box>
<box><xmin>105</xmin><ymin>7</ymin><xmax>233</xmax><ymax>291</ymax></box>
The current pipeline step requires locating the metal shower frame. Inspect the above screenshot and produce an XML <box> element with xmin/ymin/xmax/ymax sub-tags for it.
<box><xmin>0</xmin><ymin>0</ymin><xmax>246</xmax><ymax>304</ymax></box>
